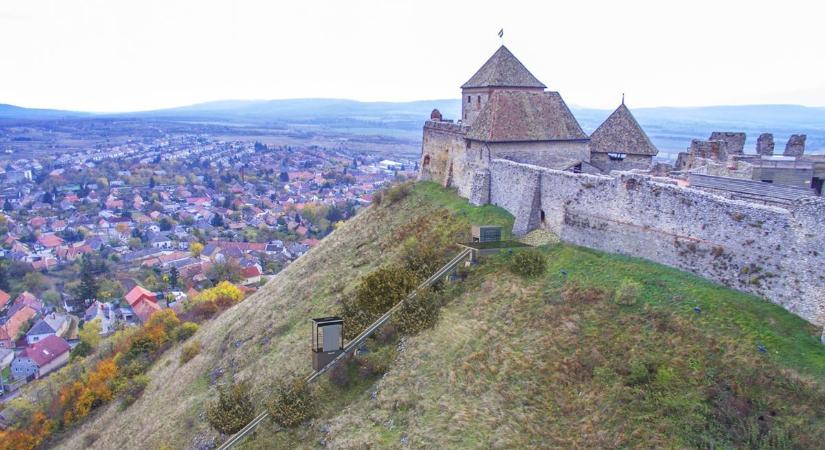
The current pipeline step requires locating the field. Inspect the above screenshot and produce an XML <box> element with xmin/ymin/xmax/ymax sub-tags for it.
<box><xmin>52</xmin><ymin>182</ymin><xmax>825</xmax><ymax>449</ymax></box>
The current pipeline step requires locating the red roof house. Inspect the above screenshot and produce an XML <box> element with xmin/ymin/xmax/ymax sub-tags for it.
<box><xmin>10</xmin><ymin>335</ymin><xmax>71</xmax><ymax>380</ymax></box>
<box><xmin>125</xmin><ymin>285</ymin><xmax>157</xmax><ymax>307</ymax></box>
<box><xmin>0</xmin><ymin>289</ymin><xmax>10</xmax><ymax>310</ymax></box>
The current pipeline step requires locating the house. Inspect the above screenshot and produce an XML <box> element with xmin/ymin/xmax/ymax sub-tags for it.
<box><xmin>36</xmin><ymin>233</ymin><xmax>64</xmax><ymax>249</ymax></box>
<box><xmin>0</xmin><ymin>305</ymin><xmax>37</xmax><ymax>349</ymax></box>
<box><xmin>124</xmin><ymin>285</ymin><xmax>162</xmax><ymax>323</ymax></box>
<box><xmin>0</xmin><ymin>289</ymin><xmax>10</xmax><ymax>310</ymax></box>
<box><xmin>84</xmin><ymin>301</ymin><xmax>116</xmax><ymax>335</ymax></box>
<box><xmin>25</xmin><ymin>314</ymin><xmax>68</xmax><ymax>345</ymax></box>
<box><xmin>241</xmin><ymin>265</ymin><xmax>262</xmax><ymax>285</ymax></box>
<box><xmin>10</xmin><ymin>335</ymin><xmax>71</xmax><ymax>380</ymax></box>
<box><xmin>11</xmin><ymin>292</ymin><xmax>43</xmax><ymax>313</ymax></box>
<box><xmin>131</xmin><ymin>299</ymin><xmax>161</xmax><ymax>324</ymax></box>
<box><xmin>125</xmin><ymin>285</ymin><xmax>157</xmax><ymax>307</ymax></box>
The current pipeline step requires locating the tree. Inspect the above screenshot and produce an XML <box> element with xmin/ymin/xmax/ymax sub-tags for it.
<box><xmin>22</xmin><ymin>272</ymin><xmax>48</xmax><ymax>295</ymax></box>
<box><xmin>79</xmin><ymin>319</ymin><xmax>102</xmax><ymax>348</ymax></box>
<box><xmin>207</xmin><ymin>261</ymin><xmax>242</xmax><ymax>284</ymax></box>
<box><xmin>2</xmin><ymin>198</ymin><xmax>12</xmax><ymax>212</ymax></box>
<box><xmin>97</xmin><ymin>279</ymin><xmax>123</xmax><ymax>301</ymax></box>
<box><xmin>190</xmin><ymin>242</ymin><xmax>204</xmax><ymax>257</ymax></box>
<box><xmin>159</xmin><ymin>217</ymin><xmax>173</xmax><ymax>231</ymax></box>
<box><xmin>0</xmin><ymin>262</ymin><xmax>9</xmax><ymax>291</ymax></box>
<box><xmin>42</xmin><ymin>291</ymin><xmax>61</xmax><ymax>307</ymax></box>
<box><xmin>149</xmin><ymin>177</ymin><xmax>156</xmax><ymax>188</ymax></box>
<box><xmin>169</xmin><ymin>266</ymin><xmax>179</xmax><ymax>289</ymax></box>
<box><xmin>211</xmin><ymin>213</ymin><xmax>224</xmax><ymax>228</ymax></box>
<box><xmin>42</xmin><ymin>191</ymin><xmax>53</xmax><ymax>204</ymax></box>
<box><xmin>77</xmin><ymin>257</ymin><xmax>100</xmax><ymax>301</ymax></box>
<box><xmin>279</xmin><ymin>171</ymin><xmax>289</xmax><ymax>182</ymax></box>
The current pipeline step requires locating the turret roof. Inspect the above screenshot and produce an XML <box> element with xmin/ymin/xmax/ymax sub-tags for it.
<box><xmin>461</xmin><ymin>46</ymin><xmax>546</xmax><ymax>90</ymax></box>
<box><xmin>589</xmin><ymin>103</ymin><xmax>658</xmax><ymax>156</ymax></box>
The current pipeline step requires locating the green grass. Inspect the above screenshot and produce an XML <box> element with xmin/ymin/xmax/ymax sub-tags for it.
<box><xmin>49</xmin><ymin>181</ymin><xmax>825</xmax><ymax>450</ymax></box>
<box><xmin>531</xmin><ymin>244</ymin><xmax>825</xmax><ymax>379</ymax></box>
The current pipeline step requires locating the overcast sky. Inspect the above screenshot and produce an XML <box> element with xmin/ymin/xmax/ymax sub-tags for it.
<box><xmin>1</xmin><ymin>0</ymin><xmax>823</xmax><ymax>112</ymax></box>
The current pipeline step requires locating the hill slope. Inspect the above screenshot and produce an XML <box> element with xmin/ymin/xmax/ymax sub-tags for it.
<box><xmin>56</xmin><ymin>183</ymin><xmax>825</xmax><ymax>450</ymax></box>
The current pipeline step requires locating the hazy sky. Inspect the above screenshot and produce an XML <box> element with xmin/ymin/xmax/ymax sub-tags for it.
<box><xmin>1</xmin><ymin>0</ymin><xmax>824</xmax><ymax>112</ymax></box>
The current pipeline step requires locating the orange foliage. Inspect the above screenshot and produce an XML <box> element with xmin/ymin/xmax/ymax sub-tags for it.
<box><xmin>58</xmin><ymin>358</ymin><xmax>118</xmax><ymax>425</ymax></box>
<box><xmin>0</xmin><ymin>412</ymin><xmax>54</xmax><ymax>450</ymax></box>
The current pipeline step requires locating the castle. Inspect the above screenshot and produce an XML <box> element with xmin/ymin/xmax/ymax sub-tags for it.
<box><xmin>419</xmin><ymin>46</ymin><xmax>825</xmax><ymax>332</ymax></box>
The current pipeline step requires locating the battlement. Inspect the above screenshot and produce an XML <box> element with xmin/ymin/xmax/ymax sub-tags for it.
<box><xmin>423</xmin><ymin>120</ymin><xmax>470</xmax><ymax>135</ymax></box>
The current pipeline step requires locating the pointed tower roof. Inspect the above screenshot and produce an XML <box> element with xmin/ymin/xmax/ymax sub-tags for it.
<box><xmin>467</xmin><ymin>90</ymin><xmax>587</xmax><ymax>142</ymax></box>
<box><xmin>589</xmin><ymin>103</ymin><xmax>658</xmax><ymax>156</ymax></box>
<box><xmin>461</xmin><ymin>46</ymin><xmax>546</xmax><ymax>90</ymax></box>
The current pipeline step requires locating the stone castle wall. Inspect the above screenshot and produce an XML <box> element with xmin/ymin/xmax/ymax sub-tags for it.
<box><xmin>419</xmin><ymin>121</ymin><xmax>476</xmax><ymax>197</ymax></box>
<box><xmin>487</xmin><ymin>158</ymin><xmax>825</xmax><ymax>326</ymax></box>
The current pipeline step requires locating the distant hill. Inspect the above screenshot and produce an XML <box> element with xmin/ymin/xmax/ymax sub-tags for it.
<box><xmin>1</xmin><ymin>100</ymin><xmax>823</xmax><ymax>155</ymax></box>
<box><xmin>0</xmin><ymin>103</ymin><xmax>87</xmax><ymax>120</ymax></box>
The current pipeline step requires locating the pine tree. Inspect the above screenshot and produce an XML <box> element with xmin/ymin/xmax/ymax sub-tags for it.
<box><xmin>169</xmin><ymin>266</ymin><xmax>179</xmax><ymax>289</ymax></box>
<box><xmin>78</xmin><ymin>258</ymin><xmax>100</xmax><ymax>301</ymax></box>
<box><xmin>0</xmin><ymin>263</ymin><xmax>9</xmax><ymax>292</ymax></box>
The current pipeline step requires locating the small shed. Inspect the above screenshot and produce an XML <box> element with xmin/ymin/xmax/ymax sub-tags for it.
<box><xmin>311</xmin><ymin>317</ymin><xmax>344</xmax><ymax>371</ymax></box>
<box><xmin>471</xmin><ymin>225</ymin><xmax>502</xmax><ymax>243</ymax></box>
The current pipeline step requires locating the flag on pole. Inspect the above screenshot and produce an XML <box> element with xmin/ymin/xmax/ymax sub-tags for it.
<box><xmin>498</xmin><ymin>29</ymin><xmax>504</xmax><ymax>38</ymax></box>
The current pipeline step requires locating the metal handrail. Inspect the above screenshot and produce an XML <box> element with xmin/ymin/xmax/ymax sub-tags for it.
<box><xmin>216</xmin><ymin>247</ymin><xmax>472</xmax><ymax>449</ymax></box>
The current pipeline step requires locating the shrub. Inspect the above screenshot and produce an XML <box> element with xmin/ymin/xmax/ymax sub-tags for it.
<box><xmin>180</xmin><ymin>340</ymin><xmax>202</xmax><ymax>364</ymax></box>
<box><xmin>354</xmin><ymin>266</ymin><xmax>418</xmax><ymax>316</ymax></box>
<box><xmin>385</xmin><ymin>181</ymin><xmax>413</xmax><ymax>205</ymax></box>
<box><xmin>265</xmin><ymin>380</ymin><xmax>315</xmax><ymax>428</ymax></box>
<box><xmin>119</xmin><ymin>375</ymin><xmax>150</xmax><ymax>409</ymax></box>
<box><xmin>395</xmin><ymin>289</ymin><xmax>440</xmax><ymax>335</ymax></box>
<box><xmin>205</xmin><ymin>381</ymin><xmax>255</xmax><ymax>435</ymax></box>
<box><xmin>173</xmin><ymin>322</ymin><xmax>199</xmax><ymax>341</ymax></box>
<box><xmin>371</xmin><ymin>190</ymin><xmax>383</xmax><ymax>206</ymax></box>
<box><xmin>402</xmin><ymin>238</ymin><xmax>443</xmax><ymax>282</ymax></box>
<box><xmin>508</xmin><ymin>249</ymin><xmax>547</xmax><ymax>278</ymax></box>
<box><xmin>614</xmin><ymin>279</ymin><xmax>642</xmax><ymax>306</ymax></box>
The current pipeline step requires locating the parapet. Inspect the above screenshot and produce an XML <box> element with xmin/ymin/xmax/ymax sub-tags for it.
<box><xmin>424</xmin><ymin>120</ymin><xmax>470</xmax><ymax>135</ymax></box>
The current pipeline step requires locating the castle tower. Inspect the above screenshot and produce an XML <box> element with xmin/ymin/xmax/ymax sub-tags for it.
<box><xmin>460</xmin><ymin>46</ymin><xmax>546</xmax><ymax>126</ymax></box>
<box><xmin>589</xmin><ymin>102</ymin><xmax>658</xmax><ymax>172</ymax></box>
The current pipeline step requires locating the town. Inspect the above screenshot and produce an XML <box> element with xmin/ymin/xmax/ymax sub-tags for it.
<box><xmin>0</xmin><ymin>128</ymin><xmax>417</xmax><ymax>396</ymax></box>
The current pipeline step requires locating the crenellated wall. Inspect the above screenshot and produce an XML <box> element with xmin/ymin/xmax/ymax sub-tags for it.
<box><xmin>487</xmin><ymin>158</ymin><xmax>825</xmax><ymax>326</ymax></box>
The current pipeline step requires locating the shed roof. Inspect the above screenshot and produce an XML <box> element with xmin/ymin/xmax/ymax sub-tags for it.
<box><xmin>461</xmin><ymin>46</ymin><xmax>546</xmax><ymax>90</ymax></box>
<box><xmin>467</xmin><ymin>90</ymin><xmax>587</xmax><ymax>142</ymax></box>
<box><xmin>589</xmin><ymin>103</ymin><xmax>658</xmax><ymax>156</ymax></box>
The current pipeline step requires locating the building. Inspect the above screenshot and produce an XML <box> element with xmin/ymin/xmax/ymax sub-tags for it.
<box><xmin>589</xmin><ymin>101</ymin><xmax>659</xmax><ymax>172</ymax></box>
<box><xmin>25</xmin><ymin>314</ymin><xmax>68</xmax><ymax>345</ymax></box>
<box><xmin>0</xmin><ymin>305</ymin><xmax>37</xmax><ymax>349</ymax></box>
<box><xmin>419</xmin><ymin>45</ymin><xmax>657</xmax><ymax>204</ymax></box>
<box><xmin>10</xmin><ymin>335</ymin><xmax>71</xmax><ymax>380</ymax></box>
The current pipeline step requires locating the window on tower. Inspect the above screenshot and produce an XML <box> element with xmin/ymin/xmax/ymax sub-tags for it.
<box><xmin>467</xmin><ymin>96</ymin><xmax>471</xmax><ymax>103</ymax></box>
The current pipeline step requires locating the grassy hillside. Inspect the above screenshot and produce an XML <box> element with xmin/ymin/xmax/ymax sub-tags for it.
<box><xmin>55</xmin><ymin>182</ymin><xmax>825</xmax><ymax>449</ymax></box>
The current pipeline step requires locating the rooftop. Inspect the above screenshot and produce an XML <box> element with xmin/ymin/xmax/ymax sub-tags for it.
<box><xmin>589</xmin><ymin>103</ymin><xmax>658</xmax><ymax>156</ymax></box>
<box><xmin>461</xmin><ymin>46</ymin><xmax>546</xmax><ymax>90</ymax></box>
<box><xmin>467</xmin><ymin>90</ymin><xmax>587</xmax><ymax>142</ymax></box>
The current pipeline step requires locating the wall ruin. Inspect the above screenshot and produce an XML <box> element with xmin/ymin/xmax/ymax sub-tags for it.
<box><xmin>487</xmin><ymin>158</ymin><xmax>825</xmax><ymax>326</ymax></box>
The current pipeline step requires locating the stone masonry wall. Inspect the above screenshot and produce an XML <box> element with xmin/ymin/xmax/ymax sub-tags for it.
<box><xmin>487</xmin><ymin>158</ymin><xmax>825</xmax><ymax>326</ymax></box>
<box><xmin>419</xmin><ymin>121</ymin><xmax>476</xmax><ymax>197</ymax></box>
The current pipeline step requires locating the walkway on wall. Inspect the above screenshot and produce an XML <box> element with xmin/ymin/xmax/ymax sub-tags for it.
<box><xmin>216</xmin><ymin>247</ymin><xmax>474</xmax><ymax>450</ymax></box>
